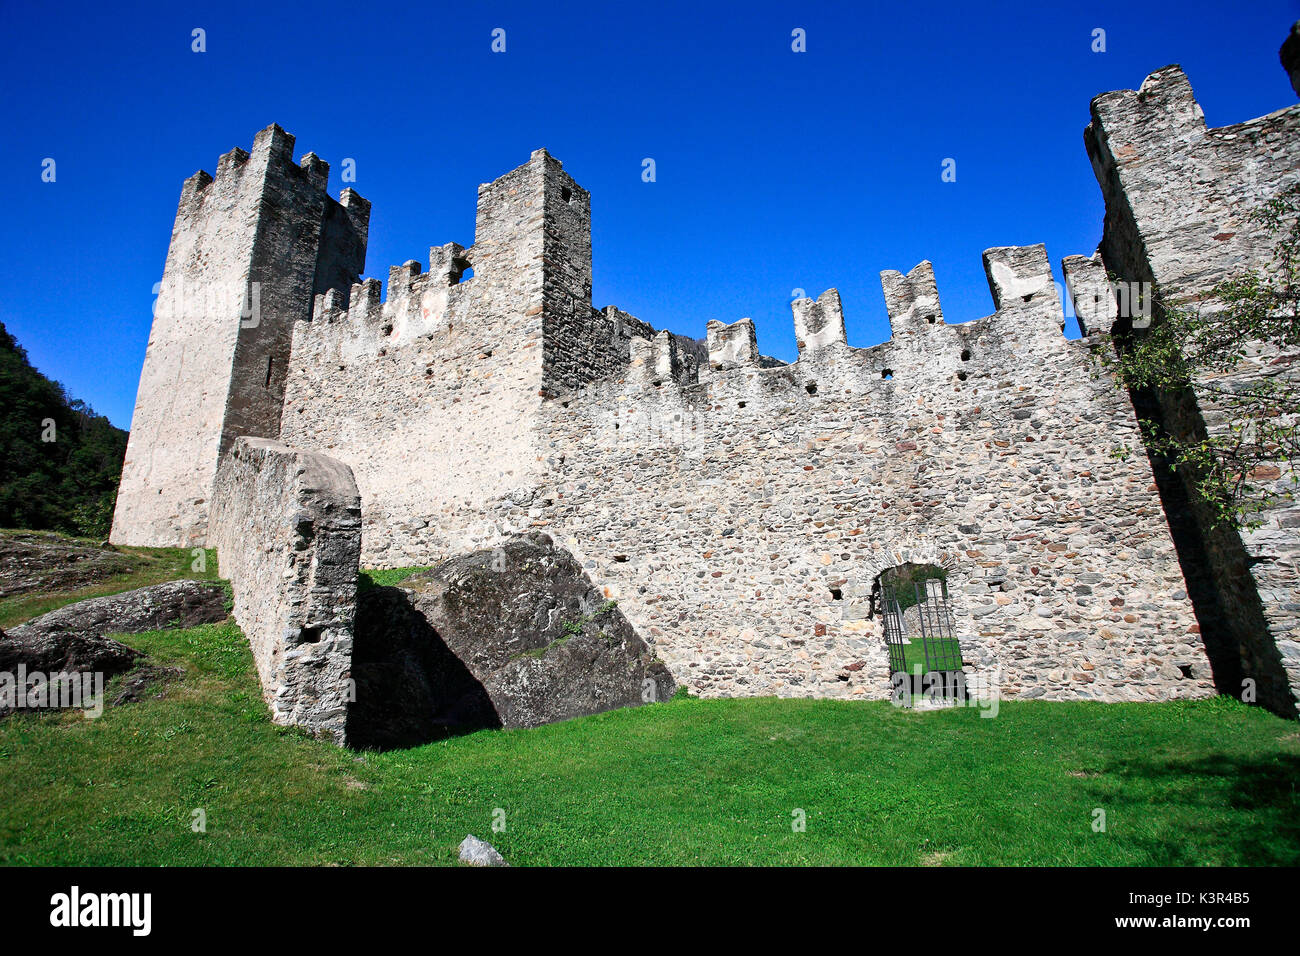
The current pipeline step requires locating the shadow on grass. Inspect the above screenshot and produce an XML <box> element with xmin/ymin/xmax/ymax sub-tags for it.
<box><xmin>1091</xmin><ymin>751</ymin><xmax>1300</xmax><ymax>865</ymax></box>
<box><xmin>345</xmin><ymin>586</ymin><xmax>500</xmax><ymax>751</ymax></box>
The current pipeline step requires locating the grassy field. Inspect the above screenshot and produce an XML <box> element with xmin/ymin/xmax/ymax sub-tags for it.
<box><xmin>899</xmin><ymin>637</ymin><xmax>964</xmax><ymax>674</ymax></box>
<box><xmin>1</xmin><ymin>616</ymin><xmax>1297</xmax><ymax>866</ymax></box>
<box><xmin>0</xmin><ymin>533</ymin><xmax>219</xmax><ymax>630</ymax></box>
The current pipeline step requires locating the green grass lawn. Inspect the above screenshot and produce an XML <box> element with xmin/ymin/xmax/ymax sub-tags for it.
<box><xmin>357</xmin><ymin>566</ymin><xmax>431</xmax><ymax>591</ymax></box>
<box><xmin>1</xmin><ymin>617</ymin><xmax>1297</xmax><ymax>866</ymax></box>
<box><xmin>0</xmin><ymin>534</ymin><xmax>220</xmax><ymax>630</ymax></box>
<box><xmin>898</xmin><ymin>637</ymin><xmax>965</xmax><ymax>674</ymax></box>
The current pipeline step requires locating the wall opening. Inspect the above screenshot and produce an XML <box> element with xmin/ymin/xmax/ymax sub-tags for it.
<box><xmin>872</xmin><ymin>562</ymin><xmax>965</xmax><ymax>704</ymax></box>
<box><xmin>449</xmin><ymin>257</ymin><xmax>474</xmax><ymax>285</ymax></box>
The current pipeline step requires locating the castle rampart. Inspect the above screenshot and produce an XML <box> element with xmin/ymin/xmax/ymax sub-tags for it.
<box><xmin>1085</xmin><ymin>45</ymin><xmax>1300</xmax><ymax>715</ymax></box>
<box><xmin>110</xmin><ymin>23</ymin><xmax>1300</xmax><ymax>713</ymax></box>
<box><xmin>521</xmin><ymin>246</ymin><xmax>1210</xmax><ymax>701</ymax></box>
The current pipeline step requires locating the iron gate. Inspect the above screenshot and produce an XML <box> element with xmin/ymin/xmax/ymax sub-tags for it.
<box><xmin>882</xmin><ymin>577</ymin><xmax>966</xmax><ymax>703</ymax></box>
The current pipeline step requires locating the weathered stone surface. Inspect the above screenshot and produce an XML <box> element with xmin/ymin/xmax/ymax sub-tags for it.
<box><xmin>0</xmin><ymin>532</ymin><xmax>137</xmax><ymax>600</ymax></box>
<box><xmin>346</xmin><ymin>534</ymin><xmax>674</xmax><ymax>749</ymax></box>
<box><xmin>1086</xmin><ymin>33</ymin><xmax>1300</xmax><ymax>716</ymax></box>
<box><xmin>1</xmin><ymin>581</ymin><xmax>227</xmax><ymax>717</ymax></box>
<box><xmin>110</xmin><ymin>124</ymin><xmax>368</xmax><ymax>548</ymax></box>
<box><xmin>0</xmin><ymin>626</ymin><xmax>139</xmax><ymax>699</ymax></box>
<box><xmin>792</xmin><ymin>289</ymin><xmax>847</xmax><ymax>354</ymax></box>
<box><xmin>706</xmin><ymin>318</ymin><xmax>760</xmax><ymax>372</ymax></box>
<box><xmin>209</xmin><ymin>437</ymin><xmax>361</xmax><ymax>744</ymax></box>
<box><xmin>1061</xmin><ymin>252</ymin><xmax>1118</xmax><ymax>337</ymax></box>
<box><xmin>7</xmin><ymin>580</ymin><xmax>227</xmax><ymax>643</ymax></box>
<box><xmin>458</xmin><ymin>835</ymin><xmax>508</xmax><ymax>867</ymax></box>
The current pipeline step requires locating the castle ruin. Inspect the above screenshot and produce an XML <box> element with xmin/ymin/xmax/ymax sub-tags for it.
<box><xmin>110</xmin><ymin>28</ymin><xmax>1300</xmax><ymax>736</ymax></box>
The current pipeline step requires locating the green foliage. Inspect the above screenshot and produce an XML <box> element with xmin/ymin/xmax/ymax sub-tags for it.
<box><xmin>0</xmin><ymin>618</ymin><xmax>1296</xmax><ymax>866</ymax></box>
<box><xmin>878</xmin><ymin>562</ymin><xmax>947</xmax><ymax>612</ymax></box>
<box><xmin>0</xmin><ymin>322</ymin><xmax>128</xmax><ymax>538</ymax></box>
<box><xmin>1110</xmin><ymin>185</ymin><xmax>1300</xmax><ymax>528</ymax></box>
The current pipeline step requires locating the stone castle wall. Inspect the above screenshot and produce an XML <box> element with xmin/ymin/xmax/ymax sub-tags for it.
<box><xmin>520</xmin><ymin>246</ymin><xmax>1212</xmax><ymax>701</ymax></box>
<box><xmin>1086</xmin><ymin>57</ymin><xmax>1300</xmax><ymax>715</ymax></box>
<box><xmin>279</xmin><ymin>151</ymin><xmax>556</xmax><ymax>567</ymax></box>
<box><xmin>279</xmin><ymin>150</ymin><xmax>702</xmax><ymax>567</ymax></box>
<box><xmin>110</xmin><ymin>22</ymin><xmax>1300</xmax><ymax>713</ymax></box>
<box><xmin>209</xmin><ymin>437</ymin><xmax>361</xmax><ymax>743</ymax></box>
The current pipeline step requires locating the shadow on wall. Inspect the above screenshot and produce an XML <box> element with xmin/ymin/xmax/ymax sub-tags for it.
<box><xmin>344</xmin><ymin>586</ymin><xmax>501</xmax><ymax>751</ymax></box>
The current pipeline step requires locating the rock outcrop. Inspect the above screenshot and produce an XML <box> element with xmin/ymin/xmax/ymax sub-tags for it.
<box><xmin>0</xmin><ymin>532</ymin><xmax>138</xmax><ymax>600</ymax></box>
<box><xmin>0</xmin><ymin>579</ymin><xmax>227</xmax><ymax>717</ymax></box>
<box><xmin>7</xmin><ymin>580</ymin><xmax>227</xmax><ymax>644</ymax></box>
<box><xmin>346</xmin><ymin>533</ymin><xmax>675</xmax><ymax>749</ymax></box>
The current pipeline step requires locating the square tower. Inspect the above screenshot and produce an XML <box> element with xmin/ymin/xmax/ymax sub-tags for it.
<box><xmin>110</xmin><ymin>125</ymin><xmax>368</xmax><ymax>547</ymax></box>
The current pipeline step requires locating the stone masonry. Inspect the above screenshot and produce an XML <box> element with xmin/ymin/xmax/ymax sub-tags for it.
<box><xmin>1085</xmin><ymin>36</ymin><xmax>1300</xmax><ymax>716</ymax></box>
<box><xmin>209</xmin><ymin>437</ymin><xmax>361</xmax><ymax>742</ymax></box>
<box><xmin>111</xmin><ymin>24</ymin><xmax>1300</xmax><ymax>715</ymax></box>
<box><xmin>111</xmin><ymin>125</ymin><xmax>368</xmax><ymax>548</ymax></box>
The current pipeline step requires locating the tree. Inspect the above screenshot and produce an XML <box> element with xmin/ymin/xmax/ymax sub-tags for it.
<box><xmin>0</xmin><ymin>321</ymin><xmax>128</xmax><ymax>537</ymax></box>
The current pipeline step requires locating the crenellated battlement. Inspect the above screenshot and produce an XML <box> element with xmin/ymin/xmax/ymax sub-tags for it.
<box><xmin>881</xmin><ymin>260</ymin><xmax>944</xmax><ymax>331</ymax></box>
<box><xmin>114</xmin><ymin>21</ymin><xmax>1300</xmax><ymax>714</ymax></box>
<box><xmin>792</xmin><ymin>289</ymin><xmax>847</xmax><ymax>354</ymax></box>
<box><xmin>612</xmin><ymin>242</ymin><xmax>1081</xmax><ymax>418</ymax></box>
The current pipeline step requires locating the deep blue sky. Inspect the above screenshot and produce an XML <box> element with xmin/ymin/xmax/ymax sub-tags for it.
<box><xmin>4</xmin><ymin>0</ymin><xmax>1298</xmax><ymax>429</ymax></box>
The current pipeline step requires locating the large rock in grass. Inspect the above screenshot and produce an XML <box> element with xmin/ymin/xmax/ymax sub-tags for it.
<box><xmin>7</xmin><ymin>579</ymin><xmax>227</xmax><ymax>644</ymax></box>
<box><xmin>0</xmin><ymin>531</ymin><xmax>139</xmax><ymax>600</ymax></box>
<box><xmin>346</xmin><ymin>533</ymin><xmax>674</xmax><ymax>749</ymax></box>
<box><xmin>0</xmin><ymin>625</ymin><xmax>140</xmax><ymax>693</ymax></box>
<box><xmin>0</xmin><ymin>580</ymin><xmax>228</xmax><ymax>716</ymax></box>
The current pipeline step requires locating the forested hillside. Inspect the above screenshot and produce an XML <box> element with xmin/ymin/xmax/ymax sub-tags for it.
<box><xmin>0</xmin><ymin>321</ymin><xmax>127</xmax><ymax>537</ymax></box>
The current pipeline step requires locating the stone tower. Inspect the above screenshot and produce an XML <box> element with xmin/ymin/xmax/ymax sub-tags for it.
<box><xmin>1084</xmin><ymin>38</ymin><xmax>1300</xmax><ymax>717</ymax></box>
<box><xmin>110</xmin><ymin>125</ymin><xmax>369</xmax><ymax>547</ymax></box>
<box><xmin>277</xmin><ymin>147</ymin><xmax>609</xmax><ymax>566</ymax></box>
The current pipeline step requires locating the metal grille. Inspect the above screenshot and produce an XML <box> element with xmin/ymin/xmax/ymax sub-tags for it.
<box><xmin>915</xmin><ymin>578</ymin><xmax>962</xmax><ymax>674</ymax></box>
<box><xmin>882</xmin><ymin>590</ymin><xmax>908</xmax><ymax>676</ymax></box>
<box><xmin>881</xmin><ymin>576</ymin><xmax>965</xmax><ymax>698</ymax></box>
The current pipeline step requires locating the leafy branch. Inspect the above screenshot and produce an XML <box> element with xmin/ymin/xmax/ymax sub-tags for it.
<box><xmin>1106</xmin><ymin>184</ymin><xmax>1300</xmax><ymax>529</ymax></box>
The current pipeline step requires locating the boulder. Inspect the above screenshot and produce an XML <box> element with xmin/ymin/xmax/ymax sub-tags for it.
<box><xmin>7</xmin><ymin>579</ymin><xmax>228</xmax><ymax>644</ymax></box>
<box><xmin>458</xmin><ymin>835</ymin><xmax>508</xmax><ymax>867</ymax></box>
<box><xmin>346</xmin><ymin>533</ymin><xmax>675</xmax><ymax>749</ymax></box>
<box><xmin>1</xmin><ymin>580</ymin><xmax>227</xmax><ymax>717</ymax></box>
<box><xmin>0</xmin><ymin>531</ymin><xmax>138</xmax><ymax>600</ymax></box>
